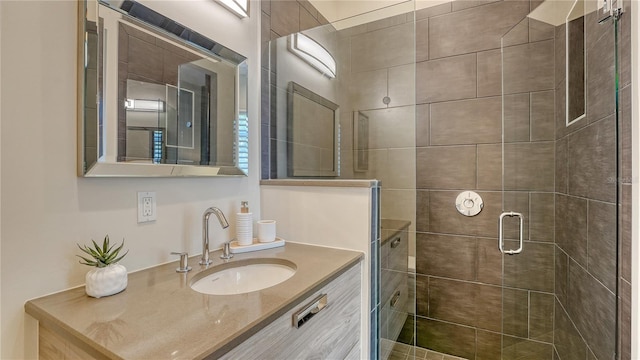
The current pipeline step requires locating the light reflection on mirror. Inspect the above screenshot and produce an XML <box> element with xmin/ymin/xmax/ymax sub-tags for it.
<box><xmin>78</xmin><ymin>0</ymin><xmax>248</xmax><ymax>177</ymax></box>
<box><xmin>566</xmin><ymin>0</ymin><xmax>586</xmax><ymax>126</ymax></box>
<box><xmin>287</xmin><ymin>33</ymin><xmax>337</xmax><ymax>78</ymax></box>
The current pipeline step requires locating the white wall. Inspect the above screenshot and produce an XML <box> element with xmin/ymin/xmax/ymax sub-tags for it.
<box><xmin>310</xmin><ymin>0</ymin><xmax>449</xmax><ymax>30</ymax></box>
<box><xmin>0</xmin><ymin>0</ymin><xmax>3</xmax><ymax>356</ymax></box>
<box><xmin>261</xmin><ymin>183</ymin><xmax>373</xmax><ymax>357</ymax></box>
<box><xmin>0</xmin><ymin>1</ymin><xmax>260</xmax><ymax>359</ymax></box>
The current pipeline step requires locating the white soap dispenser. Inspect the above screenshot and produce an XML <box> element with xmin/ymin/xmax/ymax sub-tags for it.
<box><xmin>236</xmin><ymin>201</ymin><xmax>253</xmax><ymax>246</ymax></box>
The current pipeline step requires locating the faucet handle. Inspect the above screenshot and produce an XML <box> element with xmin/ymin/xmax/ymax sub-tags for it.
<box><xmin>171</xmin><ymin>252</ymin><xmax>192</xmax><ymax>273</ymax></box>
<box><xmin>220</xmin><ymin>242</ymin><xmax>234</xmax><ymax>260</ymax></box>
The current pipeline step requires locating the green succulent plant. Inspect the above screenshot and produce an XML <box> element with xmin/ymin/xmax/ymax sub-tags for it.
<box><xmin>77</xmin><ymin>235</ymin><xmax>128</xmax><ymax>268</ymax></box>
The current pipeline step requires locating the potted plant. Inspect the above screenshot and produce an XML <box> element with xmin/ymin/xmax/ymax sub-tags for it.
<box><xmin>77</xmin><ymin>235</ymin><xmax>128</xmax><ymax>298</ymax></box>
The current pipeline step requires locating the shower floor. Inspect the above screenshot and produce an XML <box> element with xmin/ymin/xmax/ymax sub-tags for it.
<box><xmin>381</xmin><ymin>339</ymin><xmax>468</xmax><ymax>360</ymax></box>
<box><xmin>383</xmin><ymin>272</ymin><xmax>467</xmax><ymax>360</ymax></box>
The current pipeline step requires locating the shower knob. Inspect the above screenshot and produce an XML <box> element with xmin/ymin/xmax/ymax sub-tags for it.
<box><xmin>455</xmin><ymin>191</ymin><xmax>483</xmax><ymax>217</ymax></box>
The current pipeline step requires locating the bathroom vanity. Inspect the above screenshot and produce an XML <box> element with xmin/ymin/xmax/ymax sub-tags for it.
<box><xmin>379</xmin><ymin>219</ymin><xmax>410</xmax><ymax>347</ymax></box>
<box><xmin>25</xmin><ymin>243</ymin><xmax>362</xmax><ymax>359</ymax></box>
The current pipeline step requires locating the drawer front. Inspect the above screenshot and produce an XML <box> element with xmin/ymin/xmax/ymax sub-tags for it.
<box><xmin>381</xmin><ymin>229</ymin><xmax>408</xmax><ymax>305</ymax></box>
<box><xmin>380</xmin><ymin>227</ymin><xmax>409</xmax><ymax>347</ymax></box>
<box><xmin>380</xmin><ymin>280</ymin><xmax>408</xmax><ymax>343</ymax></box>
<box><xmin>219</xmin><ymin>263</ymin><xmax>361</xmax><ymax>360</ymax></box>
<box><xmin>388</xmin><ymin>231</ymin><xmax>408</xmax><ymax>273</ymax></box>
<box><xmin>386</xmin><ymin>283</ymin><xmax>408</xmax><ymax>341</ymax></box>
<box><xmin>380</xmin><ymin>266</ymin><xmax>406</xmax><ymax>310</ymax></box>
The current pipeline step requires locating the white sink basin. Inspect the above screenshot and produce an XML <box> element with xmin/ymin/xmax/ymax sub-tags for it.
<box><xmin>190</xmin><ymin>259</ymin><xmax>296</xmax><ymax>295</ymax></box>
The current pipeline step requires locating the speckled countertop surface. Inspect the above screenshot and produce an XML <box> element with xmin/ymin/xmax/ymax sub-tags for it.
<box><xmin>25</xmin><ymin>243</ymin><xmax>363</xmax><ymax>360</ymax></box>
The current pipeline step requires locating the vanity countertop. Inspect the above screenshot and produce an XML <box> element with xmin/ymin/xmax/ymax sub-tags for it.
<box><xmin>25</xmin><ymin>242</ymin><xmax>363</xmax><ymax>360</ymax></box>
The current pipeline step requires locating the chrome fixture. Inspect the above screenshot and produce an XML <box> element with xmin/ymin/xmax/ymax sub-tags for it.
<box><xmin>455</xmin><ymin>191</ymin><xmax>484</xmax><ymax>217</ymax></box>
<box><xmin>124</xmin><ymin>98</ymin><xmax>165</xmax><ymax>112</ymax></box>
<box><xmin>171</xmin><ymin>251</ymin><xmax>192</xmax><ymax>273</ymax></box>
<box><xmin>220</xmin><ymin>242</ymin><xmax>233</xmax><ymax>260</ymax></box>
<box><xmin>201</xmin><ymin>207</ymin><xmax>230</xmax><ymax>265</ymax></box>
<box><xmin>288</xmin><ymin>33</ymin><xmax>336</xmax><ymax>78</ymax></box>
<box><xmin>293</xmin><ymin>293</ymin><xmax>328</xmax><ymax>328</ymax></box>
<box><xmin>598</xmin><ymin>0</ymin><xmax>624</xmax><ymax>23</ymax></box>
<box><xmin>498</xmin><ymin>212</ymin><xmax>524</xmax><ymax>255</ymax></box>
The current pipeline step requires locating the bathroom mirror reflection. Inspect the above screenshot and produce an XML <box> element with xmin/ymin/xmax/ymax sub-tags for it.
<box><xmin>78</xmin><ymin>0</ymin><xmax>248</xmax><ymax>177</ymax></box>
<box><xmin>287</xmin><ymin>82</ymin><xmax>339</xmax><ymax>177</ymax></box>
<box><xmin>268</xmin><ymin>26</ymin><xmax>341</xmax><ymax>179</ymax></box>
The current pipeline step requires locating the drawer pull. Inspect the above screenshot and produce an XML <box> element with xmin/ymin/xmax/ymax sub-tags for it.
<box><xmin>390</xmin><ymin>290</ymin><xmax>401</xmax><ymax>308</ymax></box>
<box><xmin>391</xmin><ymin>237</ymin><xmax>401</xmax><ymax>249</ymax></box>
<box><xmin>293</xmin><ymin>294</ymin><xmax>328</xmax><ymax>328</ymax></box>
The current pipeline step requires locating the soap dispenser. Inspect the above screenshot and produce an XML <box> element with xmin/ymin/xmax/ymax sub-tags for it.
<box><xmin>236</xmin><ymin>201</ymin><xmax>253</xmax><ymax>246</ymax></box>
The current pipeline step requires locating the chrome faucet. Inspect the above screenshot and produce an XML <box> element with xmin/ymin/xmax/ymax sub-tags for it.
<box><xmin>200</xmin><ymin>207</ymin><xmax>229</xmax><ymax>265</ymax></box>
<box><xmin>220</xmin><ymin>241</ymin><xmax>233</xmax><ymax>260</ymax></box>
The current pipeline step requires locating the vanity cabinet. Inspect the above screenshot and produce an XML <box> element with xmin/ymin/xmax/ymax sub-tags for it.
<box><xmin>379</xmin><ymin>220</ymin><xmax>409</xmax><ymax>349</ymax></box>
<box><xmin>26</xmin><ymin>243</ymin><xmax>363</xmax><ymax>360</ymax></box>
<box><xmin>34</xmin><ymin>262</ymin><xmax>362</xmax><ymax>360</ymax></box>
<box><xmin>39</xmin><ymin>324</ymin><xmax>100</xmax><ymax>360</ymax></box>
<box><xmin>217</xmin><ymin>262</ymin><xmax>361</xmax><ymax>359</ymax></box>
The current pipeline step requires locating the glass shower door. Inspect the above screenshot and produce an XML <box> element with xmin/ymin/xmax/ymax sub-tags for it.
<box><xmin>500</xmin><ymin>1</ymin><xmax>620</xmax><ymax>358</ymax></box>
<box><xmin>499</xmin><ymin>14</ymin><xmax>556</xmax><ymax>358</ymax></box>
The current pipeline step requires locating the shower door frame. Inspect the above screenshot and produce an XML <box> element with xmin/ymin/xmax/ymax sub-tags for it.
<box><xmin>500</xmin><ymin>3</ymin><xmax>622</xmax><ymax>359</ymax></box>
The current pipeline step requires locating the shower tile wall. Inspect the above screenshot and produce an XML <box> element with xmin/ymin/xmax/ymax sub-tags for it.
<box><xmin>553</xmin><ymin>3</ymin><xmax>632</xmax><ymax>359</ymax></box>
<box><xmin>414</xmin><ymin>1</ymin><xmax>556</xmax><ymax>358</ymax></box>
<box><xmin>618</xmin><ymin>2</ymin><xmax>638</xmax><ymax>360</ymax></box>
<box><xmin>331</xmin><ymin>15</ymin><xmax>418</xmax><ymax>359</ymax></box>
<box><xmin>116</xmin><ymin>23</ymin><xmax>201</xmax><ymax>161</ymax></box>
<box><xmin>341</xmin><ymin>15</ymin><xmax>417</xmax><ymax>252</ymax></box>
<box><xmin>259</xmin><ymin>1</ymin><xmax>633</xmax><ymax>359</ymax></box>
<box><xmin>618</xmin><ymin>3</ymin><xmax>633</xmax><ymax>359</ymax></box>
<box><xmin>259</xmin><ymin>0</ymin><xmax>329</xmax><ymax>179</ymax></box>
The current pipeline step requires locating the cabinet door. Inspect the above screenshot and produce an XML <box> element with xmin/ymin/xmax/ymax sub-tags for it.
<box><xmin>380</xmin><ymin>228</ymin><xmax>409</xmax><ymax>347</ymax></box>
<box><xmin>39</xmin><ymin>324</ymin><xmax>103</xmax><ymax>360</ymax></box>
<box><xmin>218</xmin><ymin>263</ymin><xmax>361</xmax><ymax>360</ymax></box>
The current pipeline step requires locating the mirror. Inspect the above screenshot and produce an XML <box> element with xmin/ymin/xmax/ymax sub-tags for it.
<box><xmin>268</xmin><ymin>26</ymin><xmax>340</xmax><ymax>179</ymax></box>
<box><xmin>566</xmin><ymin>0</ymin><xmax>586</xmax><ymax>126</ymax></box>
<box><xmin>78</xmin><ymin>0</ymin><xmax>248</xmax><ymax>177</ymax></box>
<box><xmin>287</xmin><ymin>82</ymin><xmax>339</xmax><ymax>177</ymax></box>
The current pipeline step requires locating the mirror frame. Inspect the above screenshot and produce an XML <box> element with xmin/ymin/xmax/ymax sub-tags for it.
<box><xmin>286</xmin><ymin>82</ymin><xmax>339</xmax><ymax>177</ymax></box>
<box><xmin>77</xmin><ymin>0</ymin><xmax>249</xmax><ymax>177</ymax></box>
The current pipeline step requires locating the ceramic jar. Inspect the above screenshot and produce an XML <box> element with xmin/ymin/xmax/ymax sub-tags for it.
<box><xmin>85</xmin><ymin>264</ymin><xmax>127</xmax><ymax>298</ymax></box>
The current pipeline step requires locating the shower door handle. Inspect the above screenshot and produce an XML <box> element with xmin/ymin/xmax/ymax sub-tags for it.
<box><xmin>498</xmin><ymin>212</ymin><xmax>524</xmax><ymax>255</ymax></box>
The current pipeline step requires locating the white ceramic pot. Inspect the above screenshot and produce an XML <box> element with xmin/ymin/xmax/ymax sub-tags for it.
<box><xmin>85</xmin><ymin>264</ymin><xmax>128</xmax><ymax>298</ymax></box>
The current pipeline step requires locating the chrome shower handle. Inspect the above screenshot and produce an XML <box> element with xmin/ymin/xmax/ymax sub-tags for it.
<box><xmin>498</xmin><ymin>211</ymin><xmax>524</xmax><ymax>255</ymax></box>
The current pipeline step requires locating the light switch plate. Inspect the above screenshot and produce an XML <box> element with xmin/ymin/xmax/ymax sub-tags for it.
<box><xmin>137</xmin><ymin>192</ymin><xmax>156</xmax><ymax>223</ymax></box>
